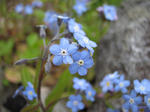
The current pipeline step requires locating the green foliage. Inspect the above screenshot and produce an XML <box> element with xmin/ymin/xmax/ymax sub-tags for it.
<box><xmin>18</xmin><ymin>33</ymin><xmax>42</xmax><ymax>58</ymax></box>
<box><xmin>0</xmin><ymin>39</ymin><xmax>14</xmax><ymax>57</ymax></box>
<box><xmin>45</xmin><ymin>69</ymin><xmax>73</xmax><ymax>111</ymax></box>
<box><xmin>20</xmin><ymin>66</ymin><xmax>34</xmax><ymax>87</ymax></box>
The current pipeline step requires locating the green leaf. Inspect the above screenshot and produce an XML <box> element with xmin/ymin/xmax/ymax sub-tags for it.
<box><xmin>0</xmin><ymin>39</ymin><xmax>14</xmax><ymax>56</ymax></box>
<box><xmin>20</xmin><ymin>66</ymin><xmax>34</xmax><ymax>87</ymax></box>
<box><xmin>21</xmin><ymin>103</ymin><xmax>39</xmax><ymax>112</ymax></box>
<box><xmin>26</xmin><ymin>33</ymin><xmax>38</xmax><ymax>47</ymax></box>
<box><xmin>45</xmin><ymin>69</ymin><xmax>73</xmax><ymax>111</ymax></box>
<box><xmin>107</xmin><ymin>0</ymin><xmax>123</xmax><ymax>6</ymax></box>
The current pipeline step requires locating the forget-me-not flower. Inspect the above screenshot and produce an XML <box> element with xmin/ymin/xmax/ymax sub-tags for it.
<box><xmin>122</xmin><ymin>90</ymin><xmax>142</xmax><ymax>112</ymax></box>
<box><xmin>114</xmin><ymin>75</ymin><xmax>130</xmax><ymax>93</ymax></box>
<box><xmin>85</xmin><ymin>87</ymin><xmax>96</xmax><ymax>102</ymax></box>
<box><xmin>15</xmin><ymin>4</ymin><xmax>24</xmax><ymax>13</ymax></box>
<box><xmin>73</xmin><ymin>2</ymin><xmax>87</xmax><ymax>16</ymax></box>
<box><xmin>134</xmin><ymin>79</ymin><xmax>150</xmax><ymax>95</ymax></box>
<box><xmin>66</xmin><ymin>94</ymin><xmax>84</xmax><ymax>112</ymax></box>
<box><xmin>74</xmin><ymin>33</ymin><xmax>97</xmax><ymax>54</ymax></box>
<box><xmin>144</xmin><ymin>95</ymin><xmax>150</xmax><ymax>109</ymax></box>
<box><xmin>107</xmin><ymin>71</ymin><xmax>119</xmax><ymax>80</ymax></box>
<box><xmin>68</xmin><ymin>19</ymin><xmax>85</xmax><ymax>35</ymax></box>
<box><xmin>100</xmin><ymin>75</ymin><xmax>114</xmax><ymax>93</ymax></box>
<box><xmin>69</xmin><ymin>50</ymin><xmax>94</xmax><ymax>76</ymax></box>
<box><xmin>73</xmin><ymin>77</ymin><xmax>89</xmax><ymax>91</ymax></box>
<box><xmin>32</xmin><ymin>0</ymin><xmax>43</xmax><ymax>8</ymax></box>
<box><xmin>44</xmin><ymin>11</ymin><xmax>59</xmax><ymax>35</ymax></box>
<box><xmin>49</xmin><ymin>38</ymin><xmax>78</xmax><ymax>65</ymax></box>
<box><xmin>24</xmin><ymin>5</ymin><xmax>33</xmax><ymax>15</ymax></box>
<box><xmin>103</xmin><ymin>5</ymin><xmax>118</xmax><ymax>21</ymax></box>
<box><xmin>23</xmin><ymin>82</ymin><xmax>37</xmax><ymax>101</ymax></box>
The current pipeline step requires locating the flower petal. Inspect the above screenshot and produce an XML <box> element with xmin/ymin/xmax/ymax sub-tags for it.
<box><xmin>83</xmin><ymin>58</ymin><xmax>94</xmax><ymax>69</ymax></box>
<box><xmin>69</xmin><ymin>63</ymin><xmax>79</xmax><ymax>74</ymax></box>
<box><xmin>60</xmin><ymin>38</ymin><xmax>69</xmax><ymax>49</ymax></box>
<box><xmin>49</xmin><ymin>44</ymin><xmax>60</xmax><ymax>55</ymax></box>
<box><xmin>63</xmin><ymin>55</ymin><xmax>73</xmax><ymax>64</ymax></box>
<box><xmin>68</xmin><ymin>44</ymin><xmax>78</xmax><ymax>54</ymax></box>
<box><xmin>52</xmin><ymin>55</ymin><xmax>63</xmax><ymax>65</ymax></box>
<box><xmin>78</xmin><ymin>67</ymin><xmax>87</xmax><ymax>76</ymax></box>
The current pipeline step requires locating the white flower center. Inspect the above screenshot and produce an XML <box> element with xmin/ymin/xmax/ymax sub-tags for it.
<box><xmin>83</xmin><ymin>37</ymin><xmax>89</xmax><ymax>44</ymax></box>
<box><xmin>78</xmin><ymin>60</ymin><xmax>84</xmax><ymax>66</ymax></box>
<box><xmin>60</xmin><ymin>49</ymin><xmax>67</xmax><ymax>56</ymax></box>
<box><xmin>119</xmin><ymin>82</ymin><xmax>124</xmax><ymax>87</ymax></box>
<box><xmin>73</xmin><ymin>101</ymin><xmax>78</xmax><ymax>106</ymax></box>
<box><xmin>88</xmin><ymin>91</ymin><xmax>92</xmax><ymax>96</ymax></box>
<box><xmin>74</xmin><ymin>25</ymin><xmax>80</xmax><ymax>32</ymax></box>
<box><xmin>28</xmin><ymin>91</ymin><xmax>33</xmax><ymax>95</ymax></box>
<box><xmin>129</xmin><ymin>98</ymin><xmax>134</xmax><ymax>104</ymax></box>
<box><xmin>78</xmin><ymin>81</ymin><xmax>84</xmax><ymax>86</ymax></box>
<box><xmin>140</xmin><ymin>86</ymin><xmax>145</xmax><ymax>91</ymax></box>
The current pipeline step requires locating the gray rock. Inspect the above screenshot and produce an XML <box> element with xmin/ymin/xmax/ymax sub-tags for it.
<box><xmin>89</xmin><ymin>0</ymin><xmax>150</xmax><ymax>111</ymax></box>
<box><xmin>52</xmin><ymin>100</ymin><xmax>70</xmax><ymax>112</ymax></box>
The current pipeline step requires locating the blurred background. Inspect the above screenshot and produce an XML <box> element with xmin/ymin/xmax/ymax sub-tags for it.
<box><xmin>1</xmin><ymin>0</ymin><xmax>150</xmax><ymax>112</ymax></box>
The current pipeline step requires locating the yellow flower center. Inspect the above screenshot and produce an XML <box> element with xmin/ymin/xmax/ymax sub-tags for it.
<box><xmin>28</xmin><ymin>91</ymin><xmax>33</xmax><ymax>95</ymax></box>
<box><xmin>148</xmin><ymin>98</ymin><xmax>150</xmax><ymax>104</ymax></box>
<box><xmin>73</xmin><ymin>101</ymin><xmax>78</xmax><ymax>106</ymax></box>
<box><xmin>88</xmin><ymin>92</ymin><xmax>92</xmax><ymax>96</ymax></box>
<box><xmin>119</xmin><ymin>82</ymin><xmax>124</xmax><ymax>87</ymax></box>
<box><xmin>78</xmin><ymin>60</ymin><xmax>84</xmax><ymax>66</ymax></box>
<box><xmin>106</xmin><ymin>81</ymin><xmax>110</xmax><ymax>87</ymax></box>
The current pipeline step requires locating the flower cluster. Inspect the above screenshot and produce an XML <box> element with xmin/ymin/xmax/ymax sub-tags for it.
<box><xmin>13</xmin><ymin>82</ymin><xmax>37</xmax><ymax>101</ymax></box>
<box><xmin>97</xmin><ymin>4</ymin><xmax>118</xmax><ymax>21</ymax></box>
<box><xmin>15</xmin><ymin>0</ymin><xmax>43</xmax><ymax>14</ymax></box>
<box><xmin>100</xmin><ymin>71</ymin><xmax>130</xmax><ymax>93</ymax></box>
<box><xmin>122</xmin><ymin>79</ymin><xmax>150</xmax><ymax>112</ymax></box>
<box><xmin>49</xmin><ymin>17</ymin><xmax>97</xmax><ymax>76</ymax></box>
<box><xmin>66</xmin><ymin>77</ymin><xmax>96</xmax><ymax>112</ymax></box>
<box><xmin>73</xmin><ymin>0</ymin><xmax>89</xmax><ymax>16</ymax></box>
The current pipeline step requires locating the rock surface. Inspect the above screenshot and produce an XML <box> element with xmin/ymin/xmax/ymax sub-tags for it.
<box><xmin>89</xmin><ymin>0</ymin><xmax>150</xmax><ymax>111</ymax></box>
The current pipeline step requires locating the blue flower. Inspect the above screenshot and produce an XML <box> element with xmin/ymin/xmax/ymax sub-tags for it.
<box><xmin>66</xmin><ymin>94</ymin><xmax>84</xmax><ymax>112</ymax></box>
<box><xmin>32</xmin><ymin>0</ymin><xmax>43</xmax><ymax>8</ymax></box>
<box><xmin>144</xmin><ymin>95</ymin><xmax>150</xmax><ymax>109</ymax></box>
<box><xmin>74</xmin><ymin>34</ymin><xmax>97</xmax><ymax>54</ymax></box>
<box><xmin>114</xmin><ymin>75</ymin><xmax>130</xmax><ymax>93</ymax></box>
<box><xmin>122</xmin><ymin>90</ymin><xmax>142</xmax><ymax>112</ymax></box>
<box><xmin>44</xmin><ymin>11</ymin><xmax>59</xmax><ymax>35</ymax></box>
<box><xmin>49</xmin><ymin>38</ymin><xmax>78</xmax><ymax>65</ymax></box>
<box><xmin>134</xmin><ymin>79</ymin><xmax>150</xmax><ymax>95</ymax></box>
<box><xmin>103</xmin><ymin>5</ymin><xmax>118</xmax><ymax>21</ymax></box>
<box><xmin>73</xmin><ymin>77</ymin><xmax>89</xmax><ymax>91</ymax></box>
<box><xmin>100</xmin><ymin>75</ymin><xmax>114</xmax><ymax>93</ymax></box>
<box><xmin>13</xmin><ymin>86</ymin><xmax>24</xmax><ymax>98</ymax></box>
<box><xmin>23</xmin><ymin>82</ymin><xmax>37</xmax><ymax>101</ymax></box>
<box><xmin>24</xmin><ymin>5</ymin><xmax>33</xmax><ymax>15</ymax></box>
<box><xmin>107</xmin><ymin>71</ymin><xmax>119</xmax><ymax>80</ymax></box>
<box><xmin>69</xmin><ymin>50</ymin><xmax>94</xmax><ymax>76</ymax></box>
<box><xmin>15</xmin><ymin>4</ymin><xmax>24</xmax><ymax>13</ymax></box>
<box><xmin>107</xmin><ymin>108</ymin><xmax>120</xmax><ymax>112</ymax></box>
<box><xmin>73</xmin><ymin>2</ymin><xmax>87</xmax><ymax>16</ymax></box>
<box><xmin>68</xmin><ymin>19</ymin><xmax>85</xmax><ymax>35</ymax></box>
<box><xmin>85</xmin><ymin>87</ymin><xmax>96</xmax><ymax>102</ymax></box>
